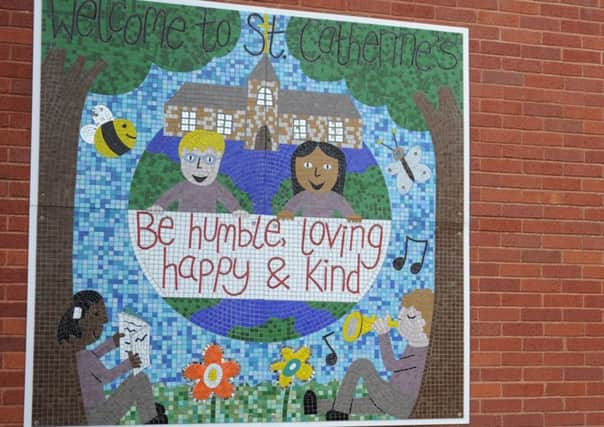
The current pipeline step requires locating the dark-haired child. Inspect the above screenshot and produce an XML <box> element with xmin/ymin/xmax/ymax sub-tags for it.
<box><xmin>278</xmin><ymin>141</ymin><xmax>361</xmax><ymax>221</ymax></box>
<box><xmin>57</xmin><ymin>290</ymin><xmax>167</xmax><ymax>425</ymax></box>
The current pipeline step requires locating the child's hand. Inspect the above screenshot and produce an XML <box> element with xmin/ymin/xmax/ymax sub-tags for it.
<box><xmin>373</xmin><ymin>317</ymin><xmax>391</xmax><ymax>335</ymax></box>
<box><xmin>127</xmin><ymin>351</ymin><xmax>142</xmax><ymax>369</ymax></box>
<box><xmin>148</xmin><ymin>205</ymin><xmax>164</xmax><ymax>212</ymax></box>
<box><xmin>277</xmin><ymin>210</ymin><xmax>295</xmax><ymax>220</ymax></box>
<box><xmin>113</xmin><ymin>332</ymin><xmax>125</xmax><ymax>346</ymax></box>
<box><xmin>346</xmin><ymin>214</ymin><xmax>362</xmax><ymax>223</ymax></box>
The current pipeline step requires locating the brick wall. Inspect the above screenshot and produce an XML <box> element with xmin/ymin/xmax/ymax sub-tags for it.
<box><xmin>0</xmin><ymin>0</ymin><xmax>602</xmax><ymax>426</ymax></box>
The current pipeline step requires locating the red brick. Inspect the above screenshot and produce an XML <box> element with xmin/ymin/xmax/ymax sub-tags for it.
<box><xmin>500</xmin><ymin>263</ymin><xmax>541</xmax><ymax>278</ymax></box>
<box><xmin>564</xmin><ymin>250</ymin><xmax>602</xmax><ymax>264</ymax></box>
<box><xmin>1</xmin><ymin>352</ymin><xmax>24</xmax><ymax>369</ymax></box>
<box><xmin>482</xmin><ymin>399</ymin><xmax>522</xmax><ymax>413</ymax></box>
<box><xmin>435</xmin><ymin>7</ymin><xmax>476</xmax><ymax>22</ymax></box>
<box><xmin>524</xmin><ymin>368</ymin><xmax>563</xmax><ymax>381</ymax></box>
<box><xmin>472</xmin><ymin>383</ymin><xmax>501</xmax><ymax>398</ymax></box>
<box><xmin>524</xmin><ymin>338</ymin><xmax>564</xmax><ymax>351</ymax></box>
<box><xmin>347</xmin><ymin>0</ymin><xmax>390</xmax><ymax>14</ymax></box>
<box><xmin>543</xmin><ymin>31</ymin><xmax>582</xmax><ymax>47</ymax></box>
<box><xmin>521</xmin><ymin>250</ymin><xmax>561</xmax><ymax>263</ymax></box>
<box><xmin>543</xmin><ymin>265</ymin><xmax>582</xmax><ymax>278</ymax></box>
<box><xmin>481</xmin><ymin>338</ymin><xmax>522</xmax><ymax>351</ymax></box>
<box><xmin>477</xmin><ymin>10</ymin><xmax>519</xmax><ymax>27</ymax></box>
<box><xmin>544</xmin><ymin>294</ymin><xmax>583</xmax><ymax>308</ymax></box>
<box><xmin>565</xmin><ymin>367</ymin><xmax>603</xmax><ymax>381</ymax></box>
<box><xmin>563</xmin><ymin>309</ymin><xmax>602</xmax><ymax>322</ymax></box>
<box><xmin>521</xmin><ymin>279</ymin><xmax>561</xmax><ymax>293</ymax></box>
<box><xmin>568</xmin><ymin>338</ymin><xmax>604</xmax><ymax>351</ymax></box>
<box><xmin>479</xmin><ymin>308</ymin><xmax>521</xmax><ymax>321</ymax></box>
<box><xmin>481</xmin><ymin>41</ymin><xmax>521</xmax><ymax>56</ymax></box>
<box><xmin>523</xmin><ymin>398</ymin><xmax>563</xmax><ymax>412</ymax></box>
<box><xmin>544</xmin><ymin>412</ymin><xmax>585</xmax><ymax>426</ymax></box>
<box><xmin>501</xmin><ymin>28</ymin><xmax>541</xmax><ymax>44</ymax></box>
<box><xmin>391</xmin><ymin>3</ymin><xmax>435</xmax><ymax>19</ymax></box>
<box><xmin>502</xmin><ymin>322</ymin><xmax>543</xmax><ymax>336</ymax></box>
<box><xmin>502</xmin><ymin>57</ymin><xmax>542</xmax><ymax>73</ymax></box>
<box><xmin>561</xmin><ymin>19</ymin><xmax>600</xmax><ymax>35</ymax></box>
<box><xmin>563</xmin><ymin>48</ymin><xmax>601</xmax><ymax>64</ymax></box>
<box><xmin>501</xmin><ymin>233</ymin><xmax>541</xmax><ymax>248</ymax></box>
<box><xmin>562</xmin><ymin>279</ymin><xmax>601</xmax><ymax>293</ymax></box>
<box><xmin>2</xmin><ymin>388</ymin><xmax>24</xmax><ymax>405</ymax></box>
<box><xmin>521</xmin><ymin>308</ymin><xmax>561</xmax><ymax>321</ymax></box>
<box><xmin>520</xmin><ymin>15</ymin><xmax>560</xmax><ymax>31</ymax></box>
<box><xmin>501</xmin><ymin>352</ymin><xmax>542</xmax><ymax>366</ymax></box>
<box><xmin>566</xmin><ymin>397</ymin><xmax>604</xmax><ymax>411</ymax></box>
<box><xmin>523</xmin><ymin>103</ymin><xmax>562</xmax><ymax>118</ymax></box>
<box><xmin>545</xmin><ymin>382</ymin><xmax>586</xmax><ymax>396</ymax></box>
<box><xmin>0</xmin><ymin>406</ymin><xmax>23</xmax><ymax>423</ymax></box>
<box><xmin>479</xmin><ymin>218</ymin><xmax>522</xmax><ymax>232</ymax></box>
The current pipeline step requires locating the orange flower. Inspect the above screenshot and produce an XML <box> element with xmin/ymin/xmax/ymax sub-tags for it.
<box><xmin>183</xmin><ymin>344</ymin><xmax>240</xmax><ymax>400</ymax></box>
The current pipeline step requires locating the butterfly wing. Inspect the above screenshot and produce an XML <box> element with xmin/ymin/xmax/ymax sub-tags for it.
<box><xmin>92</xmin><ymin>105</ymin><xmax>114</xmax><ymax>125</ymax></box>
<box><xmin>412</xmin><ymin>164</ymin><xmax>432</xmax><ymax>183</ymax></box>
<box><xmin>385</xmin><ymin>161</ymin><xmax>404</xmax><ymax>176</ymax></box>
<box><xmin>80</xmin><ymin>124</ymin><xmax>97</xmax><ymax>144</ymax></box>
<box><xmin>396</xmin><ymin>169</ymin><xmax>414</xmax><ymax>195</ymax></box>
<box><xmin>405</xmin><ymin>146</ymin><xmax>423</xmax><ymax>166</ymax></box>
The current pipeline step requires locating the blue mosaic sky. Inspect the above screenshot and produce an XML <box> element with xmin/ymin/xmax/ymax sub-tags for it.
<box><xmin>72</xmin><ymin>11</ymin><xmax>436</xmax><ymax>388</ymax></box>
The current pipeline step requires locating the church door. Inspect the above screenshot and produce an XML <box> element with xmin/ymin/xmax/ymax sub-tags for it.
<box><xmin>255</xmin><ymin>125</ymin><xmax>271</xmax><ymax>150</ymax></box>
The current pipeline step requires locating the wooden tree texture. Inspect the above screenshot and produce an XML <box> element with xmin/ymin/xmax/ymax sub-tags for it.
<box><xmin>411</xmin><ymin>87</ymin><xmax>464</xmax><ymax>419</ymax></box>
<box><xmin>33</xmin><ymin>49</ymin><xmax>105</xmax><ymax>425</ymax></box>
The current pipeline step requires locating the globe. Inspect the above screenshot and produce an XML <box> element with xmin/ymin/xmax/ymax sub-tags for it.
<box><xmin>129</xmin><ymin>130</ymin><xmax>391</xmax><ymax>342</ymax></box>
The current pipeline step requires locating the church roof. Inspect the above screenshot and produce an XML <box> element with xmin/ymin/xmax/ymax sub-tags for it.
<box><xmin>280</xmin><ymin>90</ymin><xmax>360</xmax><ymax>118</ymax></box>
<box><xmin>166</xmin><ymin>82</ymin><xmax>247</xmax><ymax>111</ymax></box>
<box><xmin>249</xmin><ymin>55</ymin><xmax>278</xmax><ymax>82</ymax></box>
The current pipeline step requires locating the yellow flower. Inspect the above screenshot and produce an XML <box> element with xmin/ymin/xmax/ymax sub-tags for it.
<box><xmin>270</xmin><ymin>345</ymin><xmax>314</xmax><ymax>388</ymax></box>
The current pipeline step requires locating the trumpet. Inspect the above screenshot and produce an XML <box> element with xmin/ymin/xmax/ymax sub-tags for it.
<box><xmin>342</xmin><ymin>311</ymin><xmax>399</xmax><ymax>342</ymax></box>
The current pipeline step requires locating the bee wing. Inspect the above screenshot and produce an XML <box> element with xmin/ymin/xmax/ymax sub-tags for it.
<box><xmin>80</xmin><ymin>124</ymin><xmax>97</xmax><ymax>144</ymax></box>
<box><xmin>405</xmin><ymin>146</ymin><xmax>423</xmax><ymax>166</ymax></box>
<box><xmin>396</xmin><ymin>170</ymin><xmax>414</xmax><ymax>195</ymax></box>
<box><xmin>385</xmin><ymin>161</ymin><xmax>404</xmax><ymax>176</ymax></box>
<box><xmin>92</xmin><ymin>105</ymin><xmax>114</xmax><ymax>125</ymax></box>
<box><xmin>411</xmin><ymin>164</ymin><xmax>432</xmax><ymax>183</ymax></box>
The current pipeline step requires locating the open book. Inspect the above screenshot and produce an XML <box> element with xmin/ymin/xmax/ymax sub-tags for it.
<box><xmin>119</xmin><ymin>311</ymin><xmax>151</xmax><ymax>375</ymax></box>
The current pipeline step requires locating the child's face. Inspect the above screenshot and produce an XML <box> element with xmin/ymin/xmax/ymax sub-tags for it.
<box><xmin>79</xmin><ymin>300</ymin><xmax>108</xmax><ymax>346</ymax></box>
<box><xmin>295</xmin><ymin>147</ymin><xmax>338</xmax><ymax>194</ymax></box>
<box><xmin>181</xmin><ymin>148</ymin><xmax>222</xmax><ymax>186</ymax></box>
<box><xmin>396</xmin><ymin>305</ymin><xmax>427</xmax><ymax>341</ymax></box>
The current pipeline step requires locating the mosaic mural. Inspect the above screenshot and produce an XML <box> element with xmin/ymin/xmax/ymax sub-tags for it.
<box><xmin>27</xmin><ymin>0</ymin><xmax>468</xmax><ymax>425</ymax></box>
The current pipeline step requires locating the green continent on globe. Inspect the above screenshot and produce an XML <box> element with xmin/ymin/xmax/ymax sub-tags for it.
<box><xmin>307</xmin><ymin>302</ymin><xmax>355</xmax><ymax>319</ymax></box>
<box><xmin>228</xmin><ymin>318</ymin><xmax>300</xmax><ymax>342</ymax></box>
<box><xmin>164</xmin><ymin>298</ymin><xmax>220</xmax><ymax>318</ymax></box>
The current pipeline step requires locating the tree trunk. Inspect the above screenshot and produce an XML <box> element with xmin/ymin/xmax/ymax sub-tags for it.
<box><xmin>410</xmin><ymin>87</ymin><xmax>465</xmax><ymax>419</ymax></box>
<box><xmin>32</xmin><ymin>49</ymin><xmax>105</xmax><ymax>426</ymax></box>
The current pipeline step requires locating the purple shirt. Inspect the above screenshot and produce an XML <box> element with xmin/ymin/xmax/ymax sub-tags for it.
<box><xmin>154</xmin><ymin>180</ymin><xmax>241</xmax><ymax>213</ymax></box>
<box><xmin>76</xmin><ymin>338</ymin><xmax>132</xmax><ymax>412</ymax></box>
<box><xmin>378</xmin><ymin>334</ymin><xmax>428</xmax><ymax>398</ymax></box>
<box><xmin>283</xmin><ymin>191</ymin><xmax>354</xmax><ymax>218</ymax></box>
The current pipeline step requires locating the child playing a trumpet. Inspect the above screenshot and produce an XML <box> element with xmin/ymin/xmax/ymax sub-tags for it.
<box><xmin>304</xmin><ymin>288</ymin><xmax>434</xmax><ymax>420</ymax></box>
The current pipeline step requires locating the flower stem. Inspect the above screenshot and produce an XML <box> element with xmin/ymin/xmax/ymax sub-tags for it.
<box><xmin>210</xmin><ymin>395</ymin><xmax>216</xmax><ymax>423</ymax></box>
<box><xmin>282</xmin><ymin>387</ymin><xmax>291</xmax><ymax>421</ymax></box>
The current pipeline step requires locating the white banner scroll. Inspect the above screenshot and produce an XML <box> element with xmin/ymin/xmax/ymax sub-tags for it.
<box><xmin>129</xmin><ymin>211</ymin><xmax>391</xmax><ymax>303</ymax></box>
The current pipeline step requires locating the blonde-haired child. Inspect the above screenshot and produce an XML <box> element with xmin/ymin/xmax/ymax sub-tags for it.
<box><xmin>150</xmin><ymin>130</ymin><xmax>246</xmax><ymax>215</ymax></box>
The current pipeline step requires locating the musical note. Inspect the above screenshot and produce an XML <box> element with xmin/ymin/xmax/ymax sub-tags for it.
<box><xmin>322</xmin><ymin>332</ymin><xmax>337</xmax><ymax>366</ymax></box>
<box><xmin>393</xmin><ymin>236</ymin><xmax>428</xmax><ymax>274</ymax></box>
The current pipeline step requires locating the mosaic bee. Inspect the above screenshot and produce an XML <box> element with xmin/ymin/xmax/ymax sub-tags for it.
<box><xmin>378</xmin><ymin>128</ymin><xmax>431</xmax><ymax>195</ymax></box>
<box><xmin>80</xmin><ymin>105</ymin><xmax>137</xmax><ymax>158</ymax></box>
